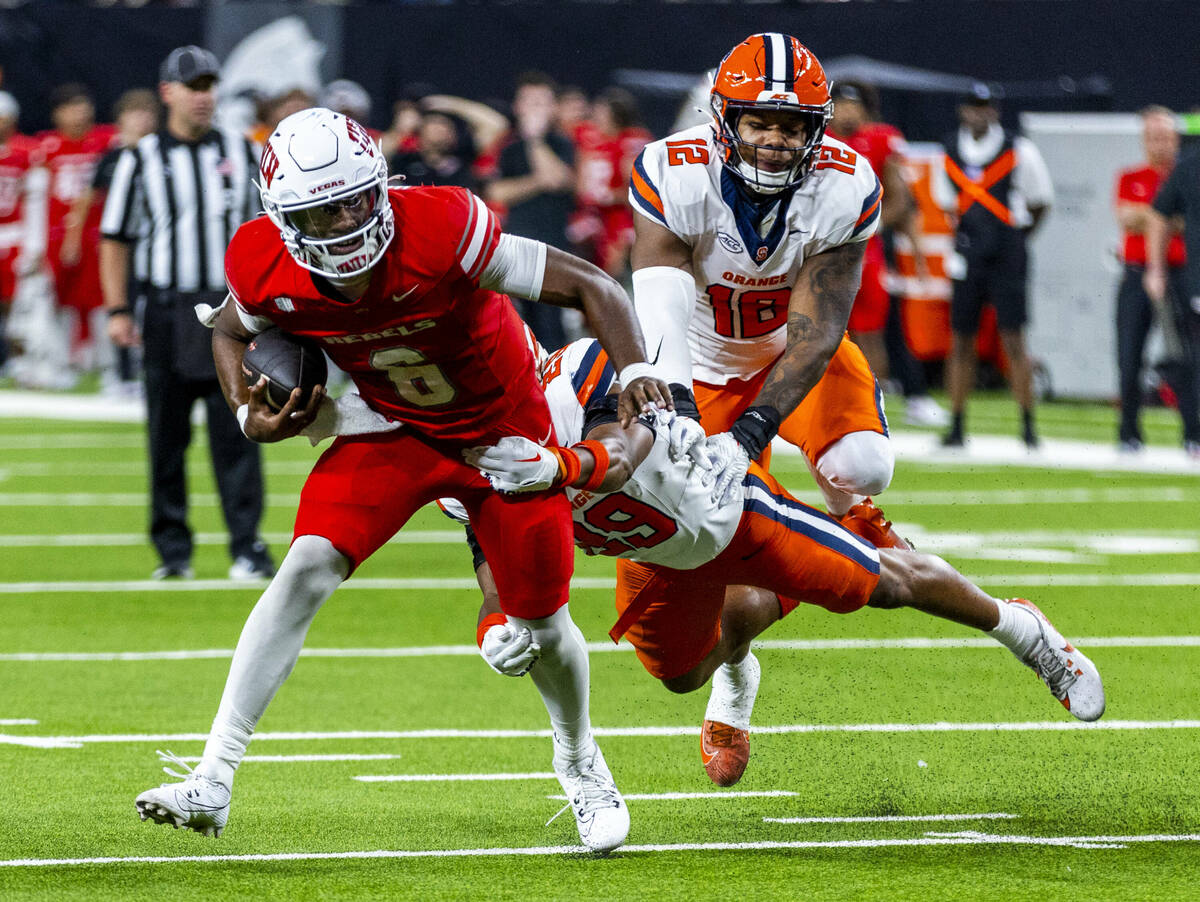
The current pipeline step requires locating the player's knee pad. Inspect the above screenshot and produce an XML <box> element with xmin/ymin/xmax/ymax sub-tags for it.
<box><xmin>275</xmin><ymin>535</ymin><xmax>349</xmax><ymax>612</ymax></box>
<box><xmin>816</xmin><ymin>431</ymin><xmax>894</xmax><ymax>497</ymax></box>
<box><xmin>509</xmin><ymin>605</ymin><xmax>586</xmax><ymax>662</ymax></box>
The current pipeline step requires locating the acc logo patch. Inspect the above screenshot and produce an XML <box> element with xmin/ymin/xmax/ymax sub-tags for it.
<box><xmin>717</xmin><ymin>232</ymin><xmax>743</xmax><ymax>254</ymax></box>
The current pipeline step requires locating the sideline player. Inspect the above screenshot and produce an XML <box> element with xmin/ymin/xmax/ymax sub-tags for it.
<box><xmin>134</xmin><ymin>108</ymin><xmax>671</xmax><ymax>852</ymax></box>
<box><xmin>462</xmin><ymin>338</ymin><xmax>1105</xmax><ymax>786</ymax></box>
<box><xmin>627</xmin><ymin>33</ymin><xmax>904</xmax><ymax>548</ymax></box>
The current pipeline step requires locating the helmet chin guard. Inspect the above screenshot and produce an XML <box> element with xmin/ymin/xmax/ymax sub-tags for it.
<box><xmin>258</xmin><ymin>107</ymin><xmax>395</xmax><ymax>280</ymax></box>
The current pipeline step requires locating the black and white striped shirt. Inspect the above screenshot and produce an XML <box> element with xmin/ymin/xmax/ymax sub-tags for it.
<box><xmin>100</xmin><ymin>128</ymin><xmax>259</xmax><ymax>293</ymax></box>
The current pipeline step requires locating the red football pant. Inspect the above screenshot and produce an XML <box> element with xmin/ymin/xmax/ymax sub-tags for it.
<box><xmin>294</xmin><ymin>432</ymin><xmax>573</xmax><ymax>621</ymax></box>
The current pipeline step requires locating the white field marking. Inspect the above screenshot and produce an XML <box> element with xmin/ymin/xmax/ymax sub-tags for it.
<box><xmin>178</xmin><ymin>754</ymin><xmax>404</xmax><ymax>764</ymax></box>
<box><xmin>0</xmin><ymin>719</ymin><xmax>37</xmax><ymax>725</ymax></box>
<box><xmin>4</xmin><ymin>634</ymin><xmax>1200</xmax><ymax>664</ymax></box>
<box><xmin>3</xmin><ymin>833</ymin><xmax>1200</xmax><ymax>867</ymax></box>
<box><xmin>764</xmin><ymin>812</ymin><xmax>1019</xmax><ymax>825</ymax></box>
<box><xmin>2</xmin><ymin>572</ymin><xmax>1198</xmax><ymax>594</ymax></box>
<box><xmin>0</xmin><ymin>461</ymin><xmax>315</xmax><ymax>477</ymax></box>
<box><xmin>0</xmin><ymin>530</ymin><xmax>455</xmax><ymax>548</ymax></box>
<box><xmin>0</xmin><ymin>493</ymin><xmax>303</xmax><ymax>507</ymax></box>
<box><xmin>5</xmin><ymin>719</ymin><xmax>1200</xmax><ymax>749</ymax></box>
<box><xmin>355</xmin><ymin>772</ymin><xmax>555</xmax><ymax>783</ymax></box>
<box><xmin>547</xmin><ymin>791</ymin><xmax>801</xmax><ymax>801</ymax></box>
<box><xmin>0</xmin><ymin>434</ymin><xmax>145</xmax><ymax>449</ymax></box>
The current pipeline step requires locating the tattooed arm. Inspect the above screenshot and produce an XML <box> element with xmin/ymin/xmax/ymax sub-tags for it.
<box><xmin>753</xmin><ymin>241</ymin><xmax>866</xmax><ymax>418</ymax></box>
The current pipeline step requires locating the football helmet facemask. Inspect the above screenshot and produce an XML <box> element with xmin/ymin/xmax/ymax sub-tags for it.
<box><xmin>258</xmin><ymin>107</ymin><xmax>394</xmax><ymax>280</ymax></box>
<box><xmin>710</xmin><ymin>33</ymin><xmax>833</xmax><ymax>195</ymax></box>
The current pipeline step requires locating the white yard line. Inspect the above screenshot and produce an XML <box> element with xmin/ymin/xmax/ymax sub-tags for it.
<box><xmin>764</xmin><ymin>813</ymin><xmax>1019</xmax><ymax>824</ymax></box>
<box><xmin>179</xmin><ymin>754</ymin><xmax>404</xmax><ymax>764</ymax></box>
<box><xmin>0</xmin><ymin>530</ymin><xmax>455</xmax><ymax>547</ymax></box>
<box><xmin>3</xmin><ymin>634</ymin><xmax>1199</xmax><ymax>664</ymax></box>
<box><xmin>0</xmin><ymin>494</ymin><xmax>301</xmax><ymax>507</ymax></box>
<box><xmin>0</xmin><ymin>572</ymin><xmax>1197</xmax><ymax>594</ymax></box>
<box><xmin>2</xmin><ymin>833</ymin><xmax>1199</xmax><ymax>866</ymax></box>
<box><xmin>548</xmin><ymin>791</ymin><xmax>801</xmax><ymax>801</ymax></box>
<box><xmin>355</xmin><ymin>772</ymin><xmax>556</xmax><ymax>783</ymax></box>
<box><xmin>0</xmin><ymin>719</ymin><xmax>37</xmax><ymax>725</ymax></box>
<box><xmin>4</xmin><ymin>720</ymin><xmax>1199</xmax><ymax>749</ymax></box>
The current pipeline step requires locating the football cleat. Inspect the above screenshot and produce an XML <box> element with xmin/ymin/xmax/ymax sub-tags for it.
<box><xmin>701</xmin><ymin>720</ymin><xmax>750</xmax><ymax>788</ymax></box>
<box><xmin>550</xmin><ymin>737</ymin><xmax>629</xmax><ymax>853</ymax></box>
<box><xmin>135</xmin><ymin>749</ymin><xmax>230</xmax><ymax>838</ymax></box>
<box><xmin>1008</xmin><ymin>599</ymin><xmax>1105</xmax><ymax>722</ymax></box>
<box><xmin>838</xmin><ymin>498</ymin><xmax>913</xmax><ymax>550</ymax></box>
<box><xmin>701</xmin><ymin>652</ymin><xmax>760</xmax><ymax>786</ymax></box>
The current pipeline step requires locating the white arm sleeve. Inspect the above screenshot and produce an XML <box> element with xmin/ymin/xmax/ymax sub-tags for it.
<box><xmin>18</xmin><ymin>167</ymin><xmax>48</xmax><ymax>266</ymax></box>
<box><xmin>478</xmin><ymin>233</ymin><xmax>547</xmax><ymax>301</ymax></box>
<box><xmin>632</xmin><ymin>266</ymin><xmax>696</xmax><ymax>386</ymax></box>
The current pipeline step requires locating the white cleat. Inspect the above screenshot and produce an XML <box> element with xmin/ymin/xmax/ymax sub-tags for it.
<box><xmin>1008</xmin><ymin>599</ymin><xmax>1105</xmax><ymax>722</ymax></box>
<box><xmin>134</xmin><ymin>749</ymin><xmax>230</xmax><ymax>838</ymax></box>
<box><xmin>905</xmin><ymin>395</ymin><xmax>950</xmax><ymax>428</ymax></box>
<box><xmin>550</xmin><ymin>737</ymin><xmax>629</xmax><ymax>853</ymax></box>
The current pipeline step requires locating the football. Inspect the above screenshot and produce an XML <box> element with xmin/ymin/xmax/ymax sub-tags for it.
<box><xmin>242</xmin><ymin>328</ymin><xmax>328</xmax><ymax>412</ymax></box>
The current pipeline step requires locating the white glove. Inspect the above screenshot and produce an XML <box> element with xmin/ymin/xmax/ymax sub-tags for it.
<box><xmin>463</xmin><ymin>436</ymin><xmax>559</xmax><ymax>493</ymax></box>
<box><xmin>663</xmin><ymin>411</ymin><xmax>711</xmax><ymax>469</ymax></box>
<box><xmin>480</xmin><ymin>622</ymin><xmax>540</xmax><ymax>676</ymax></box>
<box><xmin>705</xmin><ymin>432</ymin><xmax>750</xmax><ymax>507</ymax></box>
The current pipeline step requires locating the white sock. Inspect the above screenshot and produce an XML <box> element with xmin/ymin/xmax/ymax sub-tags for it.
<box><xmin>196</xmin><ymin>536</ymin><xmax>348</xmax><ymax>787</ymax></box>
<box><xmin>509</xmin><ymin>605</ymin><xmax>593</xmax><ymax>761</ymax></box>
<box><xmin>987</xmin><ymin>598</ymin><xmax>1040</xmax><ymax>658</ymax></box>
<box><xmin>704</xmin><ymin>652</ymin><xmax>761</xmax><ymax>732</ymax></box>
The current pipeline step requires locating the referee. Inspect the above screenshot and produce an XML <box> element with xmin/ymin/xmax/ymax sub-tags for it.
<box><xmin>100</xmin><ymin>45</ymin><xmax>274</xmax><ymax>581</ymax></box>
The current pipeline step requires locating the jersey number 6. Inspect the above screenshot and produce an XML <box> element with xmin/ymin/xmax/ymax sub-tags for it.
<box><xmin>370</xmin><ymin>345</ymin><xmax>458</xmax><ymax>407</ymax></box>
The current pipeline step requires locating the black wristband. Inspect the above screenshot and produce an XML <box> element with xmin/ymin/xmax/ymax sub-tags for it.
<box><xmin>107</xmin><ymin>306</ymin><xmax>133</xmax><ymax>318</ymax></box>
<box><xmin>730</xmin><ymin>405</ymin><xmax>781</xmax><ymax>460</ymax></box>
<box><xmin>668</xmin><ymin>383</ymin><xmax>701</xmax><ymax>423</ymax></box>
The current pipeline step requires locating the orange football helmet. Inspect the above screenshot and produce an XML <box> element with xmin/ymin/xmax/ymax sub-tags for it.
<box><xmin>710</xmin><ymin>33</ymin><xmax>833</xmax><ymax>194</ymax></box>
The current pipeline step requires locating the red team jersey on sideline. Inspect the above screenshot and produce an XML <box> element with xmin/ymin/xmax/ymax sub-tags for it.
<box><xmin>38</xmin><ymin>125</ymin><xmax>118</xmax><ymax>237</ymax></box>
<box><xmin>0</xmin><ymin>135</ymin><xmax>41</xmax><ymax>300</ymax></box>
<box><xmin>1117</xmin><ymin>165</ymin><xmax>1186</xmax><ymax>267</ymax></box>
<box><xmin>826</xmin><ymin>123</ymin><xmax>906</xmax><ymax>333</ymax></box>
<box><xmin>227</xmin><ymin>185</ymin><xmax>547</xmax><ymax>444</ymax></box>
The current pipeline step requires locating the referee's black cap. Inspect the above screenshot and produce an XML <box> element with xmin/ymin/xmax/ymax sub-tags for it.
<box><xmin>962</xmin><ymin>82</ymin><xmax>1001</xmax><ymax>106</ymax></box>
<box><xmin>160</xmin><ymin>46</ymin><xmax>220</xmax><ymax>86</ymax></box>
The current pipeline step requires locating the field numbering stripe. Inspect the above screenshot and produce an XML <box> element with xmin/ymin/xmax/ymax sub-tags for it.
<box><xmin>3</xmin><ymin>833</ymin><xmax>1199</xmax><ymax>867</ymax></box>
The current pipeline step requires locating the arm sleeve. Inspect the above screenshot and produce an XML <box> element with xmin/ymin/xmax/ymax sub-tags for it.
<box><xmin>631</xmin><ymin>266</ymin><xmax>695</xmax><ymax>386</ymax></box>
<box><xmin>478</xmin><ymin>232</ymin><xmax>547</xmax><ymax>301</ymax></box>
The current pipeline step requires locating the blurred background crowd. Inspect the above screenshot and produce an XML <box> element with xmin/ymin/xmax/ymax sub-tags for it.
<box><xmin>0</xmin><ymin>0</ymin><xmax>1197</xmax><ymax>453</ymax></box>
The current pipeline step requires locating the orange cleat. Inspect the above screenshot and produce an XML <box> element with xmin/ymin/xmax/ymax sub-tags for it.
<box><xmin>839</xmin><ymin>497</ymin><xmax>912</xmax><ymax>549</ymax></box>
<box><xmin>701</xmin><ymin>720</ymin><xmax>750</xmax><ymax>787</ymax></box>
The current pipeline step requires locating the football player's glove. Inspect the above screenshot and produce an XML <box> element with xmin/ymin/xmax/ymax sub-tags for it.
<box><xmin>464</xmin><ymin>436</ymin><xmax>560</xmax><ymax>493</ymax></box>
<box><xmin>706</xmin><ymin>432</ymin><xmax>750</xmax><ymax>507</ymax></box>
<box><xmin>664</xmin><ymin>411</ymin><xmax>710</xmax><ymax>469</ymax></box>
<box><xmin>480</xmin><ymin>622</ymin><xmax>540</xmax><ymax>677</ymax></box>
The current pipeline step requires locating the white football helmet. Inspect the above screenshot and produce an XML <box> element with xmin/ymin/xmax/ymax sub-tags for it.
<box><xmin>258</xmin><ymin>107</ymin><xmax>394</xmax><ymax>280</ymax></box>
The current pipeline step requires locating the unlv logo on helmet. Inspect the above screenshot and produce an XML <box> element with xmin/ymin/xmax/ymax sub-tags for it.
<box><xmin>260</xmin><ymin>143</ymin><xmax>281</xmax><ymax>188</ymax></box>
<box><xmin>345</xmin><ymin>118</ymin><xmax>375</xmax><ymax>155</ymax></box>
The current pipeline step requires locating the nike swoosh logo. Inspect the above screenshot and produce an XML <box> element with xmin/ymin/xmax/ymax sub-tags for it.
<box><xmin>540</xmin><ymin>425</ymin><xmax>553</xmax><ymax>446</ymax></box>
<box><xmin>649</xmin><ymin>338</ymin><xmax>662</xmax><ymax>366</ymax></box>
<box><xmin>515</xmin><ymin>455</ymin><xmax>542</xmax><ymax>463</ymax></box>
<box><xmin>391</xmin><ymin>286</ymin><xmax>419</xmax><ymax>303</ymax></box>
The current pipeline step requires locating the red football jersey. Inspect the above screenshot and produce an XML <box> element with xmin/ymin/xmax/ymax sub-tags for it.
<box><xmin>37</xmin><ymin>124</ymin><xmax>118</xmax><ymax>233</ymax></box>
<box><xmin>574</xmin><ymin>122</ymin><xmax>653</xmax><ymax>208</ymax></box>
<box><xmin>828</xmin><ymin>122</ymin><xmax>905</xmax><ymax>181</ymax></box>
<box><xmin>227</xmin><ymin>186</ymin><xmax>547</xmax><ymax>443</ymax></box>
<box><xmin>1117</xmin><ymin>164</ymin><xmax>1186</xmax><ymax>267</ymax></box>
<box><xmin>0</xmin><ymin>134</ymin><xmax>41</xmax><ymax>236</ymax></box>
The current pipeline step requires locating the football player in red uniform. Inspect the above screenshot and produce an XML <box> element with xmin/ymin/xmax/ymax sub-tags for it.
<box><xmin>37</xmin><ymin>84</ymin><xmax>117</xmax><ymax>359</ymax></box>
<box><xmin>570</xmin><ymin>88</ymin><xmax>653</xmax><ymax>278</ymax></box>
<box><xmin>0</xmin><ymin>92</ymin><xmax>44</xmax><ymax>326</ymax></box>
<box><xmin>134</xmin><ymin>108</ymin><xmax>671</xmax><ymax>852</ymax></box>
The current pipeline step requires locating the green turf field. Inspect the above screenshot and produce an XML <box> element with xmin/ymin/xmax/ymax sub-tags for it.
<box><xmin>1</xmin><ymin>394</ymin><xmax>1198</xmax><ymax>900</ymax></box>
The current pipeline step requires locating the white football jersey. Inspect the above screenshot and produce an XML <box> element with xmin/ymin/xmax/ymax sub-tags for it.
<box><xmin>630</xmin><ymin>124</ymin><xmax>882</xmax><ymax>384</ymax></box>
<box><xmin>540</xmin><ymin>338</ymin><xmax>741</xmax><ymax>569</ymax></box>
